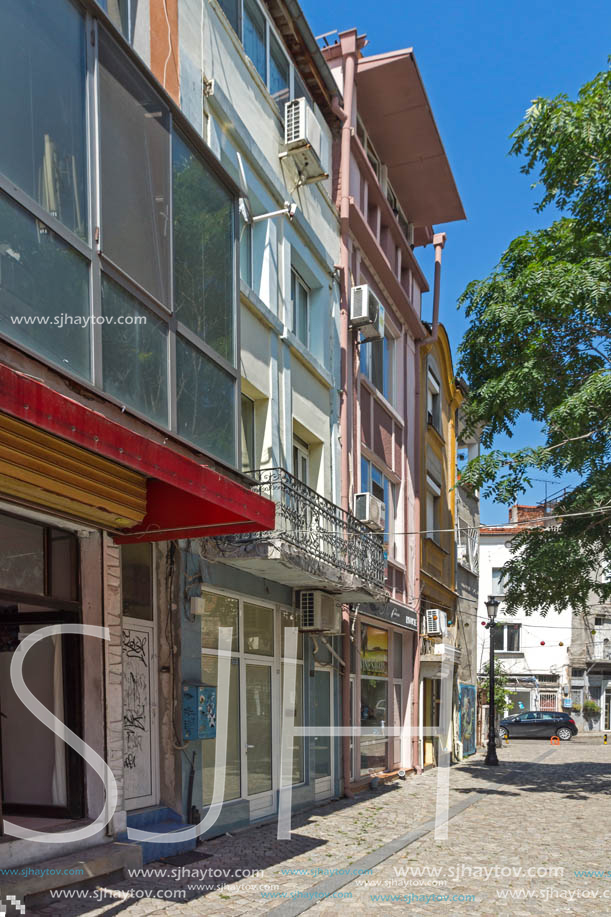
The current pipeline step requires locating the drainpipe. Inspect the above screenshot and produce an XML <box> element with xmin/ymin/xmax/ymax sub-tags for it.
<box><xmin>411</xmin><ymin>231</ymin><xmax>446</xmax><ymax>773</ymax></box>
<box><xmin>335</xmin><ymin>31</ymin><xmax>358</xmax><ymax>799</ymax></box>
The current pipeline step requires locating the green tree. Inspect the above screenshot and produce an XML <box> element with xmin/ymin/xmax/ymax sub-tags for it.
<box><xmin>458</xmin><ymin>63</ymin><xmax>611</xmax><ymax>615</ymax></box>
<box><xmin>480</xmin><ymin>659</ymin><xmax>515</xmax><ymax>715</ymax></box>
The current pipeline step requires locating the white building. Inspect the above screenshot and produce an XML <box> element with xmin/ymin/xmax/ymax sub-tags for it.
<box><xmin>478</xmin><ymin>506</ymin><xmax>572</xmax><ymax>715</ymax></box>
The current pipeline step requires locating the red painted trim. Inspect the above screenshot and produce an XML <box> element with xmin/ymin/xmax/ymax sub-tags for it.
<box><xmin>0</xmin><ymin>363</ymin><xmax>275</xmax><ymax>535</ymax></box>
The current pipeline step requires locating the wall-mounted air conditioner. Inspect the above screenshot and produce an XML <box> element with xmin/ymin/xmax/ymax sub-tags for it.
<box><xmin>350</xmin><ymin>284</ymin><xmax>385</xmax><ymax>341</ymax></box>
<box><xmin>281</xmin><ymin>98</ymin><xmax>328</xmax><ymax>186</ymax></box>
<box><xmin>424</xmin><ymin>608</ymin><xmax>447</xmax><ymax>637</ymax></box>
<box><xmin>353</xmin><ymin>492</ymin><xmax>386</xmax><ymax>532</ymax></box>
<box><xmin>297</xmin><ymin>591</ymin><xmax>341</xmax><ymax>633</ymax></box>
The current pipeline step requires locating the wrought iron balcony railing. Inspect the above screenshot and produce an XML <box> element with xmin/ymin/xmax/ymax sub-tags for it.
<box><xmin>225</xmin><ymin>467</ymin><xmax>385</xmax><ymax>588</ymax></box>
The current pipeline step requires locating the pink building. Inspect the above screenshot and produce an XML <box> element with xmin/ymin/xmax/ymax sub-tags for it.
<box><xmin>323</xmin><ymin>30</ymin><xmax>464</xmax><ymax>785</ymax></box>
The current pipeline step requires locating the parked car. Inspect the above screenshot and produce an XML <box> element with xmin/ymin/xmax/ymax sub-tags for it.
<box><xmin>498</xmin><ymin>710</ymin><xmax>578</xmax><ymax>741</ymax></box>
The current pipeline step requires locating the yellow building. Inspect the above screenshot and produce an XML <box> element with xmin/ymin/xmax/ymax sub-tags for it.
<box><xmin>418</xmin><ymin>323</ymin><xmax>464</xmax><ymax>767</ymax></box>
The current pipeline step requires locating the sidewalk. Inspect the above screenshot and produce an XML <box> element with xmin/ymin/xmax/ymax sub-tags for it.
<box><xmin>30</xmin><ymin>739</ymin><xmax>611</xmax><ymax>915</ymax></box>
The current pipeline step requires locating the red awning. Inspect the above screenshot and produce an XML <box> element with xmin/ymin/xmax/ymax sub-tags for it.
<box><xmin>0</xmin><ymin>363</ymin><xmax>275</xmax><ymax>542</ymax></box>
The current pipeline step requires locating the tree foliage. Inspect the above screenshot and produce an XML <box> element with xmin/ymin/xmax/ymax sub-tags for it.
<box><xmin>458</xmin><ymin>63</ymin><xmax>611</xmax><ymax>615</ymax></box>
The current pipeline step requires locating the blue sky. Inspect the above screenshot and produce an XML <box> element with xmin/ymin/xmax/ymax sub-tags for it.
<box><xmin>303</xmin><ymin>0</ymin><xmax>611</xmax><ymax>523</ymax></box>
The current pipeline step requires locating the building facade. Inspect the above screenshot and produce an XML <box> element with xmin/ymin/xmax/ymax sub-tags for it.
<box><xmin>569</xmin><ymin>597</ymin><xmax>611</xmax><ymax>733</ymax></box>
<box><xmin>478</xmin><ymin>506</ymin><xmax>573</xmax><ymax>719</ymax></box>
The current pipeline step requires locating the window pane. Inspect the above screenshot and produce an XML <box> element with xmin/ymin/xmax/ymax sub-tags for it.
<box><xmin>218</xmin><ymin>0</ymin><xmax>239</xmax><ymax>34</ymax></box>
<box><xmin>99</xmin><ymin>31</ymin><xmax>171</xmax><ymax>305</ymax></box>
<box><xmin>393</xmin><ymin>631</ymin><xmax>403</xmax><ymax>678</ymax></box>
<box><xmin>243</xmin><ymin>0</ymin><xmax>267</xmax><ymax>82</ymax></box>
<box><xmin>371</xmin><ymin>466</ymin><xmax>384</xmax><ymax>503</ymax></box>
<box><xmin>50</xmin><ymin>528</ymin><xmax>79</xmax><ymax>602</ymax></box>
<box><xmin>0</xmin><ymin>0</ymin><xmax>87</xmax><ymax>240</ymax></box>
<box><xmin>173</xmin><ymin>134</ymin><xmax>235</xmax><ymax>363</ymax></box>
<box><xmin>360</xmin><ymin>339</ymin><xmax>369</xmax><ymax>377</ymax></box>
<box><xmin>245</xmin><ymin>663</ymin><xmax>272</xmax><ymax>794</ymax></box>
<box><xmin>201</xmin><ymin>591</ymin><xmax>239</xmax><ymax>652</ymax></box>
<box><xmin>491</xmin><ymin>567</ymin><xmax>506</xmax><ymax>596</ymax></box>
<box><xmin>507</xmin><ymin>624</ymin><xmax>520</xmax><ymax>652</ymax></box>
<box><xmin>202</xmin><ymin>654</ymin><xmax>240</xmax><ymax>804</ymax></box>
<box><xmin>371</xmin><ymin>338</ymin><xmax>383</xmax><ymax>392</ymax></box>
<box><xmin>493</xmin><ymin>625</ymin><xmax>505</xmax><ymax>652</ymax></box>
<box><xmin>241</xmin><ymin>393</ymin><xmax>255</xmax><ymax>471</ymax></box>
<box><xmin>269</xmin><ymin>33</ymin><xmax>289</xmax><ymax>113</ymax></box>
<box><xmin>0</xmin><ymin>514</ymin><xmax>44</xmax><ymax>594</ymax></box>
<box><xmin>101</xmin><ymin>275</ymin><xmax>168</xmax><ymax>426</ymax></box>
<box><xmin>121</xmin><ymin>543</ymin><xmax>153</xmax><ymax>620</ymax></box>
<box><xmin>281</xmin><ymin>662</ymin><xmax>304</xmax><ymax>783</ymax></box>
<box><xmin>104</xmin><ymin>0</ymin><xmax>131</xmax><ymax>41</ymax></box>
<box><xmin>0</xmin><ymin>192</ymin><xmax>90</xmax><ymax>379</ymax></box>
<box><xmin>360</xmin><ymin>625</ymin><xmax>388</xmax><ymax>677</ymax></box>
<box><xmin>361</xmin><ymin>458</ymin><xmax>370</xmax><ymax>493</ymax></box>
<box><xmin>240</xmin><ymin>220</ymin><xmax>252</xmax><ymax>287</ymax></box>
<box><xmin>360</xmin><ymin>677</ymin><xmax>387</xmax><ymax>774</ymax></box>
<box><xmin>176</xmin><ymin>336</ymin><xmax>236</xmax><ymax>465</ymax></box>
<box><xmin>297</xmin><ymin>283</ymin><xmax>308</xmax><ymax>345</ymax></box>
<box><xmin>244</xmin><ymin>602</ymin><xmax>274</xmax><ymax>656</ymax></box>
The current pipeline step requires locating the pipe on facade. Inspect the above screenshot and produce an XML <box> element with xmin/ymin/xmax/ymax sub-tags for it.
<box><xmin>336</xmin><ymin>32</ymin><xmax>358</xmax><ymax>799</ymax></box>
<box><xmin>427</xmin><ymin>232</ymin><xmax>446</xmax><ymax>345</ymax></box>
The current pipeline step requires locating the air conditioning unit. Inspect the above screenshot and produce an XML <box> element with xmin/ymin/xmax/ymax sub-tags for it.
<box><xmin>353</xmin><ymin>492</ymin><xmax>386</xmax><ymax>532</ymax></box>
<box><xmin>281</xmin><ymin>98</ymin><xmax>328</xmax><ymax>185</ymax></box>
<box><xmin>297</xmin><ymin>591</ymin><xmax>341</xmax><ymax>633</ymax></box>
<box><xmin>424</xmin><ymin>608</ymin><xmax>447</xmax><ymax>637</ymax></box>
<box><xmin>350</xmin><ymin>284</ymin><xmax>385</xmax><ymax>341</ymax></box>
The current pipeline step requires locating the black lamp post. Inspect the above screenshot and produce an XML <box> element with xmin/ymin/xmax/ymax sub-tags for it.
<box><xmin>485</xmin><ymin>595</ymin><xmax>500</xmax><ymax>766</ymax></box>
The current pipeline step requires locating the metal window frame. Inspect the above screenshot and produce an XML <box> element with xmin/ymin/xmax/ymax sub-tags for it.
<box><xmin>0</xmin><ymin>1</ymin><xmax>241</xmax><ymax>470</ymax></box>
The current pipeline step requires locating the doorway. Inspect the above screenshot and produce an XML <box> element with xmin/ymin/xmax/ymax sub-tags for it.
<box><xmin>312</xmin><ymin>668</ymin><xmax>333</xmax><ymax>799</ymax></box>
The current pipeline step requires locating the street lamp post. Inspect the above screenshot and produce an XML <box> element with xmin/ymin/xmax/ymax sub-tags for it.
<box><xmin>485</xmin><ymin>595</ymin><xmax>500</xmax><ymax>766</ymax></box>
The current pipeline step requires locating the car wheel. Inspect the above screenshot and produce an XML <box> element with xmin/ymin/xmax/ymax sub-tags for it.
<box><xmin>556</xmin><ymin>727</ymin><xmax>572</xmax><ymax>741</ymax></box>
<box><xmin>498</xmin><ymin>726</ymin><xmax>508</xmax><ymax>740</ymax></box>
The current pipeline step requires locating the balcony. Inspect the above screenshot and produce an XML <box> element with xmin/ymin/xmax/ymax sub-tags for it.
<box><xmin>203</xmin><ymin>468</ymin><xmax>386</xmax><ymax>601</ymax></box>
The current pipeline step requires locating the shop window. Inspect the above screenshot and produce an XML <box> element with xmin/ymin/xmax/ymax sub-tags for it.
<box><xmin>360</xmin><ymin>623</ymin><xmax>388</xmax><ymax>774</ymax></box>
<box><xmin>173</xmin><ymin>132</ymin><xmax>235</xmax><ymax>364</ymax></box>
<box><xmin>175</xmin><ymin>335</ymin><xmax>236</xmax><ymax>466</ymax></box>
<box><xmin>0</xmin><ymin>192</ymin><xmax>91</xmax><ymax>380</ymax></box>
<box><xmin>393</xmin><ymin>630</ymin><xmax>403</xmax><ymax>679</ymax></box>
<box><xmin>0</xmin><ymin>512</ymin><xmax>79</xmax><ymax>602</ymax></box>
<box><xmin>99</xmin><ymin>30</ymin><xmax>171</xmax><ymax>305</ymax></box>
<box><xmin>202</xmin><ymin>654</ymin><xmax>241</xmax><ymax>804</ymax></box>
<box><xmin>0</xmin><ymin>0</ymin><xmax>88</xmax><ymax>240</ymax></box>
<box><xmin>121</xmin><ymin>543</ymin><xmax>153</xmax><ymax>620</ymax></box>
<box><xmin>101</xmin><ymin>275</ymin><xmax>169</xmax><ymax>426</ymax></box>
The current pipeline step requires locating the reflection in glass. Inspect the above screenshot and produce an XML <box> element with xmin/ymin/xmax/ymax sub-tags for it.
<box><xmin>313</xmin><ymin>669</ymin><xmax>331</xmax><ymax>778</ymax></box>
<box><xmin>244</xmin><ymin>603</ymin><xmax>274</xmax><ymax>656</ymax></box>
<box><xmin>360</xmin><ymin>677</ymin><xmax>387</xmax><ymax>774</ymax></box>
<box><xmin>0</xmin><ymin>514</ymin><xmax>44</xmax><ymax>595</ymax></box>
<box><xmin>246</xmin><ymin>663</ymin><xmax>272</xmax><ymax>795</ymax></box>
<box><xmin>393</xmin><ymin>631</ymin><xmax>403</xmax><ymax>678</ymax></box>
<box><xmin>200</xmin><ymin>591</ymin><xmax>239</xmax><ymax>652</ymax></box>
<box><xmin>281</xmin><ymin>662</ymin><xmax>304</xmax><ymax>784</ymax></box>
<box><xmin>99</xmin><ymin>30</ymin><xmax>171</xmax><ymax>305</ymax></box>
<box><xmin>0</xmin><ymin>193</ymin><xmax>90</xmax><ymax>378</ymax></box>
<box><xmin>269</xmin><ymin>33</ymin><xmax>289</xmax><ymax>112</ymax></box>
<box><xmin>202</xmin><ymin>654</ymin><xmax>241</xmax><ymax>804</ymax></box>
<box><xmin>243</xmin><ymin>0</ymin><xmax>267</xmax><ymax>82</ymax></box>
<box><xmin>176</xmin><ymin>335</ymin><xmax>236</xmax><ymax>466</ymax></box>
<box><xmin>101</xmin><ymin>276</ymin><xmax>168</xmax><ymax>426</ymax></box>
<box><xmin>0</xmin><ymin>0</ymin><xmax>88</xmax><ymax>239</ymax></box>
<box><xmin>173</xmin><ymin>133</ymin><xmax>235</xmax><ymax>363</ymax></box>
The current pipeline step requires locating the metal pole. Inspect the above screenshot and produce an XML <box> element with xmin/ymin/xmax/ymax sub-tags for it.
<box><xmin>485</xmin><ymin>622</ymin><xmax>499</xmax><ymax>765</ymax></box>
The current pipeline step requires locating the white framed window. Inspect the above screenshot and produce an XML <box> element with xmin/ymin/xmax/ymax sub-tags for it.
<box><xmin>426</xmin><ymin>474</ymin><xmax>441</xmax><ymax>545</ymax></box>
<box><xmin>493</xmin><ymin>623</ymin><xmax>521</xmax><ymax>653</ymax></box>
<box><xmin>293</xmin><ymin>433</ymin><xmax>309</xmax><ymax>485</ymax></box>
<box><xmin>361</xmin><ymin>457</ymin><xmax>397</xmax><ymax>558</ymax></box>
<box><xmin>426</xmin><ymin>369</ymin><xmax>441</xmax><ymax>433</ymax></box>
<box><xmin>491</xmin><ymin>567</ymin><xmax>506</xmax><ymax>596</ymax></box>
<box><xmin>291</xmin><ymin>268</ymin><xmax>309</xmax><ymax>347</ymax></box>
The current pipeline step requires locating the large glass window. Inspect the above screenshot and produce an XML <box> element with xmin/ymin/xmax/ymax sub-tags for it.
<box><xmin>173</xmin><ymin>133</ymin><xmax>235</xmax><ymax>364</ymax></box>
<box><xmin>0</xmin><ymin>0</ymin><xmax>88</xmax><ymax>240</ymax></box>
<box><xmin>360</xmin><ymin>624</ymin><xmax>388</xmax><ymax>774</ymax></box>
<box><xmin>201</xmin><ymin>591</ymin><xmax>240</xmax><ymax>652</ymax></box>
<box><xmin>243</xmin><ymin>0</ymin><xmax>267</xmax><ymax>82</ymax></box>
<box><xmin>176</xmin><ymin>336</ymin><xmax>236</xmax><ymax>466</ymax></box>
<box><xmin>99</xmin><ymin>30</ymin><xmax>171</xmax><ymax>305</ymax></box>
<box><xmin>244</xmin><ymin>602</ymin><xmax>274</xmax><ymax>656</ymax></box>
<box><xmin>101</xmin><ymin>275</ymin><xmax>169</xmax><ymax>426</ymax></box>
<box><xmin>0</xmin><ymin>192</ymin><xmax>91</xmax><ymax>379</ymax></box>
<box><xmin>202</xmin><ymin>654</ymin><xmax>241</xmax><ymax>804</ymax></box>
<box><xmin>0</xmin><ymin>512</ymin><xmax>78</xmax><ymax>601</ymax></box>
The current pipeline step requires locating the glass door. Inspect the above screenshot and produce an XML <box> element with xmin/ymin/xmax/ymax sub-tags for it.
<box><xmin>244</xmin><ymin>662</ymin><xmax>274</xmax><ymax>818</ymax></box>
<box><xmin>313</xmin><ymin>668</ymin><xmax>332</xmax><ymax>799</ymax></box>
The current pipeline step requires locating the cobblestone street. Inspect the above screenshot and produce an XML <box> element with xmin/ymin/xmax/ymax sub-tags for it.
<box><xmin>32</xmin><ymin>737</ymin><xmax>611</xmax><ymax>916</ymax></box>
